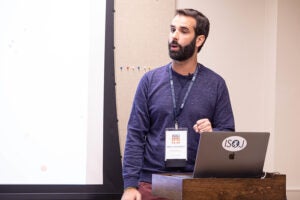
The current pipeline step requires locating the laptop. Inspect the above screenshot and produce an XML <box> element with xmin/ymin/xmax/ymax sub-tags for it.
<box><xmin>192</xmin><ymin>132</ymin><xmax>270</xmax><ymax>178</ymax></box>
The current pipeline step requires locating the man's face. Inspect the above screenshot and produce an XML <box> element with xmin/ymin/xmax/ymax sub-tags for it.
<box><xmin>168</xmin><ymin>34</ymin><xmax>197</xmax><ymax>61</ymax></box>
<box><xmin>168</xmin><ymin>15</ymin><xmax>197</xmax><ymax>61</ymax></box>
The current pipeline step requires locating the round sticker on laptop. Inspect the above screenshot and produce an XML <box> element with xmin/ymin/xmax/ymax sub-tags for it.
<box><xmin>222</xmin><ymin>136</ymin><xmax>247</xmax><ymax>152</ymax></box>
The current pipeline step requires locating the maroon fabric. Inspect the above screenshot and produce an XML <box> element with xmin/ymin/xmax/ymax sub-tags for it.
<box><xmin>138</xmin><ymin>182</ymin><xmax>171</xmax><ymax>200</ymax></box>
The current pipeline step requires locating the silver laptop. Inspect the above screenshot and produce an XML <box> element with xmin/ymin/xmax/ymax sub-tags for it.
<box><xmin>193</xmin><ymin>132</ymin><xmax>270</xmax><ymax>178</ymax></box>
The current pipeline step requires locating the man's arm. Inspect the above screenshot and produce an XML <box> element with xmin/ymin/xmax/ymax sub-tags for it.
<box><xmin>193</xmin><ymin>79</ymin><xmax>235</xmax><ymax>133</ymax></box>
<box><xmin>122</xmin><ymin>74</ymin><xmax>150</xmax><ymax>189</ymax></box>
<box><xmin>211</xmin><ymin>79</ymin><xmax>235</xmax><ymax>131</ymax></box>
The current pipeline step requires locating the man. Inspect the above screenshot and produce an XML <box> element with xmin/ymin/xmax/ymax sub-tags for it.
<box><xmin>121</xmin><ymin>9</ymin><xmax>235</xmax><ymax>200</ymax></box>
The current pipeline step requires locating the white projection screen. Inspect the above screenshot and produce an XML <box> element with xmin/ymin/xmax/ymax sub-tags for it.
<box><xmin>0</xmin><ymin>0</ymin><xmax>122</xmax><ymax>199</ymax></box>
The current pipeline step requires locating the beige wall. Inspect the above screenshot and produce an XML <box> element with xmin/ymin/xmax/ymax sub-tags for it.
<box><xmin>275</xmin><ymin>0</ymin><xmax>300</xmax><ymax>193</ymax></box>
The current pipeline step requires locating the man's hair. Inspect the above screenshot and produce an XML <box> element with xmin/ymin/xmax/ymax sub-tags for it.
<box><xmin>175</xmin><ymin>9</ymin><xmax>210</xmax><ymax>52</ymax></box>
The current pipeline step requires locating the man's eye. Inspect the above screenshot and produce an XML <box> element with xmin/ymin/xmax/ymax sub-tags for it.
<box><xmin>181</xmin><ymin>29</ymin><xmax>189</xmax><ymax>33</ymax></box>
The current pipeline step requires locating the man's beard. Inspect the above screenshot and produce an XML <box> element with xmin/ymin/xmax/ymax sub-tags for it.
<box><xmin>168</xmin><ymin>37</ymin><xmax>197</xmax><ymax>61</ymax></box>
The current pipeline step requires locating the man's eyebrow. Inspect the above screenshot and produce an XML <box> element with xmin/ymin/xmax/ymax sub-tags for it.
<box><xmin>170</xmin><ymin>24</ymin><xmax>192</xmax><ymax>30</ymax></box>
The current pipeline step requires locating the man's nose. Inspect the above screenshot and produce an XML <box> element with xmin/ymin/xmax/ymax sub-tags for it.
<box><xmin>171</xmin><ymin>30</ymin><xmax>179</xmax><ymax>40</ymax></box>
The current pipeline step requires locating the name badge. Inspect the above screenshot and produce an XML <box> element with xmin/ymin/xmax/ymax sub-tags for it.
<box><xmin>165</xmin><ymin>128</ymin><xmax>187</xmax><ymax>160</ymax></box>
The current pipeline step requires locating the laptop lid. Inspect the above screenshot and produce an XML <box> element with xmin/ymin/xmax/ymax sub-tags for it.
<box><xmin>193</xmin><ymin>132</ymin><xmax>270</xmax><ymax>178</ymax></box>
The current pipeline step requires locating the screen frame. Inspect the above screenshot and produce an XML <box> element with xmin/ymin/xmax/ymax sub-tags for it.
<box><xmin>0</xmin><ymin>1</ymin><xmax>123</xmax><ymax>199</ymax></box>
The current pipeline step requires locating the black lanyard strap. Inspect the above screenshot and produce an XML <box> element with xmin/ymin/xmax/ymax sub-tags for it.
<box><xmin>168</xmin><ymin>64</ymin><xmax>199</xmax><ymax>129</ymax></box>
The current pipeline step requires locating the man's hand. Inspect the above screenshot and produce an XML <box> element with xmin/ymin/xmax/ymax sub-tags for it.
<box><xmin>193</xmin><ymin>118</ymin><xmax>212</xmax><ymax>133</ymax></box>
<box><xmin>121</xmin><ymin>187</ymin><xmax>141</xmax><ymax>200</ymax></box>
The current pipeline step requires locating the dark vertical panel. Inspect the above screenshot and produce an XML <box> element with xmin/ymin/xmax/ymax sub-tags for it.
<box><xmin>102</xmin><ymin>0</ymin><xmax>124</xmax><ymax>194</ymax></box>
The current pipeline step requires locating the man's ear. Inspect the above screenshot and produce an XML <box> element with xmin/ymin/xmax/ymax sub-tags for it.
<box><xmin>196</xmin><ymin>35</ymin><xmax>206</xmax><ymax>49</ymax></box>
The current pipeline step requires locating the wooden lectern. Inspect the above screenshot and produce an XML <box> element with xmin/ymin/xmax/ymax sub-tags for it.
<box><xmin>152</xmin><ymin>173</ymin><xmax>286</xmax><ymax>200</ymax></box>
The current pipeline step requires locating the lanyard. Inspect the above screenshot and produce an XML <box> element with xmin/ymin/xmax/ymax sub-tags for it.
<box><xmin>169</xmin><ymin>64</ymin><xmax>199</xmax><ymax>129</ymax></box>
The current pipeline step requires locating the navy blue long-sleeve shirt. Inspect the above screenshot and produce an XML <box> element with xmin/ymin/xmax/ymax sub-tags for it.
<box><xmin>122</xmin><ymin>63</ymin><xmax>235</xmax><ymax>189</ymax></box>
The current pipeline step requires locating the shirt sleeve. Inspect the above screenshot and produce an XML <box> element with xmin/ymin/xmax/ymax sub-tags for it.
<box><xmin>122</xmin><ymin>74</ymin><xmax>150</xmax><ymax>189</ymax></box>
<box><xmin>212</xmin><ymin>79</ymin><xmax>235</xmax><ymax>131</ymax></box>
